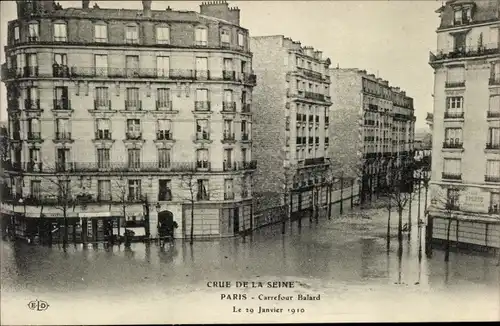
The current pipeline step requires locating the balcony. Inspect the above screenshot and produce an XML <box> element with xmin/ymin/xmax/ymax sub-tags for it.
<box><xmin>241</xmin><ymin>160</ymin><xmax>257</xmax><ymax>170</ymax></box>
<box><xmin>445</xmin><ymin>81</ymin><xmax>465</xmax><ymax>88</ymax></box>
<box><xmin>429</xmin><ymin>44</ymin><xmax>500</xmax><ymax>65</ymax></box>
<box><xmin>489</xmin><ymin>205</ymin><xmax>499</xmax><ymax>214</ymax></box>
<box><xmin>444</xmin><ymin>111</ymin><xmax>464</xmax><ymax>119</ymax></box>
<box><xmin>442</xmin><ymin>141</ymin><xmax>463</xmax><ymax>149</ymax></box>
<box><xmin>223</xmin><ymin>70</ymin><xmax>236</xmax><ymax>81</ymax></box>
<box><xmin>125</xmin><ymin>100</ymin><xmax>142</xmax><ymax>111</ymax></box>
<box><xmin>196</xmin><ymin>161</ymin><xmax>210</xmax><ymax>170</ymax></box>
<box><xmin>27</xmin><ymin>132</ymin><xmax>42</xmax><ymax>141</ymax></box>
<box><xmin>485</xmin><ymin>175</ymin><xmax>500</xmax><ymax>183</ymax></box>
<box><xmin>222</xmin><ymin>102</ymin><xmax>236</xmax><ymax>112</ymax></box>
<box><xmin>156</xmin><ymin>131</ymin><xmax>173</xmax><ymax>141</ymax></box>
<box><xmin>304</xmin><ymin>91</ymin><xmax>325</xmax><ymax>101</ymax></box>
<box><xmin>53</xmin><ymin>99</ymin><xmax>71</xmax><ymax>111</ymax></box>
<box><xmin>486</xmin><ymin>143</ymin><xmax>500</xmax><ymax>150</ymax></box>
<box><xmin>487</xmin><ymin>111</ymin><xmax>500</xmax><ymax>118</ymax></box>
<box><xmin>55</xmin><ymin>132</ymin><xmax>72</xmax><ymax>141</ymax></box>
<box><xmin>24</xmin><ymin>99</ymin><xmax>40</xmax><ymax>111</ymax></box>
<box><xmin>241</xmin><ymin>133</ymin><xmax>250</xmax><ymax>142</ymax></box>
<box><xmin>195</xmin><ymin>132</ymin><xmax>210</xmax><ymax>142</ymax></box>
<box><xmin>222</xmin><ymin>132</ymin><xmax>236</xmax><ymax>142</ymax></box>
<box><xmin>241</xmin><ymin>104</ymin><xmax>251</xmax><ymax>114</ymax></box>
<box><xmin>195</xmin><ymin>101</ymin><xmax>211</xmax><ymax>111</ymax></box>
<box><xmin>52</xmin><ymin>65</ymin><xmax>70</xmax><ymax>78</ymax></box>
<box><xmin>156</xmin><ymin>101</ymin><xmax>173</xmax><ymax>111</ymax></box>
<box><xmin>126</xmin><ymin>131</ymin><xmax>142</xmax><ymax>140</ymax></box>
<box><xmin>196</xmin><ymin>191</ymin><xmax>210</xmax><ymax>201</ymax></box>
<box><xmin>95</xmin><ymin>131</ymin><xmax>112</xmax><ymax>140</ymax></box>
<box><xmin>195</xmin><ymin>70</ymin><xmax>210</xmax><ymax>80</ymax></box>
<box><xmin>442</xmin><ymin>172</ymin><xmax>462</xmax><ymax>181</ymax></box>
<box><xmin>298</xmin><ymin>67</ymin><xmax>323</xmax><ymax>80</ymax></box>
<box><xmin>25</xmin><ymin>162</ymin><xmax>43</xmax><ymax>172</ymax></box>
<box><xmin>56</xmin><ymin>162</ymin><xmax>74</xmax><ymax>172</ymax></box>
<box><xmin>93</xmin><ymin>100</ymin><xmax>111</xmax><ymax>110</ymax></box>
<box><xmin>489</xmin><ymin>76</ymin><xmax>500</xmax><ymax>86</ymax></box>
<box><xmin>304</xmin><ymin>157</ymin><xmax>326</xmax><ymax>166</ymax></box>
<box><xmin>23</xmin><ymin>66</ymin><xmax>39</xmax><ymax>77</ymax></box>
<box><xmin>223</xmin><ymin>161</ymin><xmax>236</xmax><ymax>171</ymax></box>
<box><xmin>243</xmin><ymin>72</ymin><xmax>257</xmax><ymax>86</ymax></box>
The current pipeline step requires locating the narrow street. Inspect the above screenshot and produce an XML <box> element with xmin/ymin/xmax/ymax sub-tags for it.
<box><xmin>1</xmin><ymin>197</ymin><xmax>499</xmax><ymax>323</ymax></box>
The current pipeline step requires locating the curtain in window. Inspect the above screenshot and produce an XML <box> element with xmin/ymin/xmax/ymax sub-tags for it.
<box><xmin>31</xmin><ymin>181</ymin><xmax>41</xmax><ymax>198</ymax></box>
<box><xmin>486</xmin><ymin>160</ymin><xmax>500</xmax><ymax>177</ymax></box>
<box><xmin>224</xmin><ymin>179</ymin><xmax>233</xmax><ymax>196</ymax></box>
<box><xmin>224</xmin><ymin>90</ymin><xmax>232</xmax><ymax>103</ymax></box>
<box><xmin>197</xmin><ymin>149</ymin><xmax>208</xmax><ymax>162</ymax></box>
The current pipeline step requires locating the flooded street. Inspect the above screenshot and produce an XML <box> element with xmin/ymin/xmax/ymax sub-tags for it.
<box><xmin>1</xmin><ymin>201</ymin><xmax>499</xmax><ymax>323</ymax></box>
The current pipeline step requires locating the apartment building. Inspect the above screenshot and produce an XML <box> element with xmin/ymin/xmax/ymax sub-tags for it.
<box><xmin>427</xmin><ymin>0</ymin><xmax>500</xmax><ymax>250</ymax></box>
<box><xmin>329</xmin><ymin>68</ymin><xmax>416</xmax><ymax>203</ymax></box>
<box><xmin>0</xmin><ymin>0</ymin><xmax>257</xmax><ymax>243</ymax></box>
<box><xmin>250</xmin><ymin>36</ymin><xmax>335</xmax><ymax>225</ymax></box>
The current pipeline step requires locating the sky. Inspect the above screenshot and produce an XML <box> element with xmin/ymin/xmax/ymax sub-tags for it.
<box><xmin>0</xmin><ymin>0</ymin><xmax>442</xmax><ymax>129</ymax></box>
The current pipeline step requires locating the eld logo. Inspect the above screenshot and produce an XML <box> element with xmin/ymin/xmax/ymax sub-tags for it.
<box><xmin>27</xmin><ymin>300</ymin><xmax>49</xmax><ymax>311</ymax></box>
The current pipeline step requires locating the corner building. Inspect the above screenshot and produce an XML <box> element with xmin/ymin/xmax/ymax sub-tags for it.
<box><xmin>1</xmin><ymin>0</ymin><xmax>257</xmax><ymax>243</ymax></box>
<box><xmin>428</xmin><ymin>0</ymin><xmax>500</xmax><ymax>251</ymax></box>
<box><xmin>250</xmin><ymin>36</ymin><xmax>334</xmax><ymax>225</ymax></box>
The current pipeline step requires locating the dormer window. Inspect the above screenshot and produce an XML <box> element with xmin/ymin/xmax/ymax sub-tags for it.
<box><xmin>53</xmin><ymin>22</ymin><xmax>67</xmax><ymax>42</ymax></box>
<box><xmin>453</xmin><ymin>6</ymin><xmax>473</xmax><ymax>25</ymax></box>
<box><xmin>94</xmin><ymin>23</ymin><xmax>107</xmax><ymax>43</ymax></box>
<box><xmin>195</xmin><ymin>27</ymin><xmax>208</xmax><ymax>46</ymax></box>
<box><xmin>238</xmin><ymin>32</ymin><xmax>244</xmax><ymax>48</ymax></box>
<box><xmin>221</xmin><ymin>29</ymin><xmax>230</xmax><ymax>46</ymax></box>
<box><xmin>28</xmin><ymin>23</ymin><xmax>39</xmax><ymax>42</ymax></box>
<box><xmin>13</xmin><ymin>26</ymin><xmax>20</xmax><ymax>43</ymax></box>
<box><xmin>125</xmin><ymin>25</ymin><xmax>138</xmax><ymax>44</ymax></box>
<box><xmin>156</xmin><ymin>26</ymin><xmax>170</xmax><ymax>44</ymax></box>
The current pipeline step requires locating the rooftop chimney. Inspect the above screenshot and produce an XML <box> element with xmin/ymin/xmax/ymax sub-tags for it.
<box><xmin>142</xmin><ymin>0</ymin><xmax>152</xmax><ymax>16</ymax></box>
<box><xmin>82</xmin><ymin>0</ymin><xmax>89</xmax><ymax>9</ymax></box>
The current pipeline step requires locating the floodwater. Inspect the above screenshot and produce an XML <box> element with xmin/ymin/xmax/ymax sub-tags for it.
<box><xmin>1</xmin><ymin>200</ymin><xmax>499</xmax><ymax>324</ymax></box>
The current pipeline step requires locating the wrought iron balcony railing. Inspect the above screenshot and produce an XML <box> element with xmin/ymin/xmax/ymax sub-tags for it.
<box><xmin>93</xmin><ymin>100</ymin><xmax>111</xmax><ymax>110</ymax></box>
<box><xmin>486</xmin><ymin>142</ymin><xmax>500</xmax><ymax>150</ymax></box>
<box><xmin>304</xmin><ymin>91</ymin><xmax>325</xmax><ymax>101</ymax></box>
<box><xmin>442</xmin><ymin>172</ymin><xmax>462</xmax><ymax>180</ymax></box>
<box><xmin>223</xmin><ymin>70</ymin><xmax>236</xmax><ymax>81</ymax></box>
<box><xmin>23</xmin><ymin>66</ymin><xmax>39</xmax><ymax>77</ymax></box>
<box><xmin>24</xmin><ymin>99</ymin><xmax>40</xmax><ymax>110</ymax></box>
<box><xmin>242</xmin><ymin>103</ymin><xmax>251</xmax><ymax>113</ymax></box>
<box><xmin>442</xmin><ymin>141</ymin><xmax>463</xmax><ymax>149</ymax></box>
<box><xmin>55</xmin><ymin>132</ymin><xmax>72</xmax><ymax>140</ymax></box>
<box><xmin>444</xmin><ymin>111</ymin><xmax>464</xmax><ymax>119</ymax></box>
<box><xmin>222</xmin><ymin>102</ymin><xmax>236</xmax><ymax>112</ymax></box>
<box><xmin>487</xmin><ymin>111</ymin><xmax>500</xmax><ymax>118</ymax></box>
<box><xmin>223</xmin><ymin>132</ymin><xmax>235</xmax><ymax>141</ymax></box>
<box><xmin>241</xmin><ymin>133</ymin><xmax>250</xmax><ymax>141</ymax></box>
<box><xmin>53</xmin><ymin>99</ymin><xmax>71</xmax><ymax>110</ymax></box>
<box><xmin>430</xmin><ymin>44</ymin><xmax>500</xmax><ymax>63</ymax></box>
<box><xmin>485</xmin><ymin>175</ymin><xmax>500</xmax><ymax>183</ymax></box>
<box><xmin>445</xmin><ymin>81</ymin><xmax>465</xmax><ymax>88</ymax></box>
<box><xmin>27</xmin><ymin>132</ymin><xmax>41</xmax><ymax>140</ymax></box>
<box><xmin>52</xmin><ymin>65</ymin><xmax>70</xmax><ymax>77</ymax></box>
<box><xmin>95</xmin><ymin>131</ymin><xmax>112</xmax><ymax>140</ymax></box>
<box><xmin>195</xmin><ymin>101</ymin><xmax>211</xmax><ymax>111</ymax></box>
<box><xmin>156</xmin><ymin>131</ymin><xmax>173</xmax><ymax>141</ymax></box>
<box><xmin>489</xmin><ymin>76</ymin><xmax>500</xmax><ymax>85</ymax></box>
<box><xmin>155</xmin><ymin>101</ymin><xmax>173</xmax><ymax>111</ymax></box>
<box><xmin>126</xmin><ymin>132</ymin><xmax>142</xmax><ymax>140</ymax></box>
<box><xmin>124</xmin><ymin>100</ymin><xmax>142</xmax><ymax>110</ymax></box>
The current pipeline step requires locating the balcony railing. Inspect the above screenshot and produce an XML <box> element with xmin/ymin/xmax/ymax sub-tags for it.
<box><xmin>325</xmin><ymin>117</ymin><xmax>329</xmax><ymax>126</ymax></box>
<box><xmin>195</xmin><ymin>101</ymin><xmax>211</xmax><ymax>111</ymax></box>
<box><xmin>304</xmin><ymin>157</ymin><xmax>325</xmax><ymax>166</ymax></box>
<box><xmin>224</xmin><ymin>193</ymin><xmax>235</xmax><ymax>200</ymax></box>
<box><xmin>489</xmin><ymin>76</ymin><xmax>500</xmax><ymax>85</ymax></box>
<box><xmin>223</xmin><ymin>132</ymin><xmax>235</xmax><ymax>141</ymax></box>
<box><xmin>52</xmin><ymin>65</ymin><xmax>70</xmax><ymax>77</ymax></box>
<box><xmin>442</xmin><ymin>172</ymin><xmax>462</xmax><ymax>180</ymax></box>
<box><xmin>242</xmin><ymin>133</ymin><xmax>250</xmax><ymax>141</ymax></box>
<box><xmin>444</xmin><ymin>111</ymin><xmax>464</xmax><ymax>119</ymax></box>
<box><xmin>126</xmin><ymin>132</ymin><xmax>142</xmax><ymax>140</ymax></box>
<box><xmin>445</xmin><ymin>81</ymin><xmax>465</xmax><ymax>88</ymax></box>
<box><xmin>156</xmin><ymin>101</ymin><xmax>173</xmax><ymax>111</ymax></box>
<box><xmin>196</xmin><ymin>192</ymin><xmax>210</xmax><ymax>201</ymax></box>
<box><xmin>243</xmin><ymin>72</ymin><xmax>257</xmax><ymax>85</ymax></box>
<box><xmin>23</xmin><ymin>66</ymin><xmax>39</xmax><ymax>77</ymax></box>
<box><xmin>27</xmin><ymin>132</ymin><xmax>41</xmax><ymax>140</ymax></box>
<box><xmin>299</xmin><ymin>67</ymin><xmax>323</xmax><ymax>80</ymax></box>
<box><xmin>156</xmin><ymin>131</ymin><xmax>172</xmax><ymax>141</ymax></box>
<box><xmin>196</xmin><ymin>132</ymin><xmax>210</xmax><ymax>141</ymax></box>
<box><xmin>195</xmin><ymin>70</ymin><xmax>210</xmax><ymax>80</ymax></box>
<box><xmin>223</xmin><ymin>70</ymin><xmax>236</xmax><ymax>81</ymax></box>
<box><xmin>241</xmin><ymin>160</ymin><xmax>257</xmax><ymax>170</ymax></box>
<box><xmin>442</xmin><ymin>141</ymin><xmax>463</xmax><ymax>149</ymax></box>
<box><xmin>485</xmin><ymin>175</ymin><xmax>500</xmax><ymax>183</ymax></box>
<box><xmin>487</xmin><ymin>111</ymin><xmax>500</xmax><ymax>118</ymax></box>
<box><xmin>304</xmin><ymin>91</ymin><xmax>325</xmax><ymax>101</ymax></box>
<box><xmin>486</xmin><ymin>142</ymin><xmax>500</xmax><ymax>150</ymax></box>
<box><xmin>242</xmin><ymin>104</ymin><xmax>251</xmax><ymax>113</ymax></box>
<box><xmin>196</xmin><ymin>161</ymin><xmax>210</xmax><ymax>170</ymax></box>
<box><xmin>223</xmin><ymin>161</ymin><xmax>236</xmax><ymax>171</ymax></box>
<box><xmin>125</xmin><ymin>100</ymin><xmax>142</xmax><ymax>110</ymax></box>
<box><xmin>55</xmin><ymin>132</ymin><xmax>72</xmax><ymax>140</ymax></box>
<box><xmin>489</xmin><ymin>205</ymin><xmax>499</xmax><ymax>214</ymax></box>
<box><xmin>24</xmin><ymin>99</ymin><xmax>40</xmax><ymax>110</ymax></box>
<box><xmin>222</xmin><ymin>102</ymin><xmax>236</xmax><ymax>112</ymax></box>
<box><xmin>53</xmin><ymin>99</ymin><xmax>71</xmax><ymax>110</ymax></box>
<box><xmin>95</xmin><ymin>131</ymin><xmax>112</xmax><ymax>140</ymax></box>
<box><xmin>430</xmin><ymin>44</ymin><xmax>500</xmax><ymax>63</ymax></box>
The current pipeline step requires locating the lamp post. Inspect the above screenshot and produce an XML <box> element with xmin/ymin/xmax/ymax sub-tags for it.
<box><xmin>155</xmin><ymin>202</ymin><xmax>161</xmax><ymax>244</ymax></box>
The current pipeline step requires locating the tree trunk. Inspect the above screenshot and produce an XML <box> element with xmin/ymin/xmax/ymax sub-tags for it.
<box><xmin>327</xmin><ymin>184</ymin><xmax>332</xmax><ymax>219</ymax></box>
<box><xmin>398</xmin><ymin>207</ymin><xmax>403</xmax><ymax>255</ymax></box>
<box><xmin>386</xmin><ymin>203</ymin><xmax>391</xmax><ymax>251</ymax></box>
<box><xmin>408</xmin><ymin>192</ymin><xmax>412</xmax><ymax>239</ymax></box>
<box><xmin>445</xmin><ymin>217</ymin><xmax>452</xmax><ymax>262</ymax></box>
<box><xmin>340</xmin><ymin>177</ymin><xmax>344</xmax><ymax>215</ymax></box>
<box><xmin>190</xmin><ymin>201</ymin><xmax>194</xmax><ymax>245</ymax></box>
<box><xmin>63</xmin><ymin>205</ymin><xmax>68</xmax><ymax>249</ymax></box>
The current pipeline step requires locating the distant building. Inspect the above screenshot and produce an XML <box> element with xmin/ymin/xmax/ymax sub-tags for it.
<box><xmin>329</xmin><ymin>68</ymin><xmax>416</xmax><ymax>203</ymax></box>
<box><xmin>428</xmin><ymin>0</ymin><xmax>500</xmax><ymax>251</ymax></box>
<box><xmin>426</xmin><ymin>112</ymin><xmax>434</xmax><ymax>131</ymax></box>
<box><xmin>1</xmin><ymin>0</ymin><xmax>257</xmax><ymax>243</ymax></box>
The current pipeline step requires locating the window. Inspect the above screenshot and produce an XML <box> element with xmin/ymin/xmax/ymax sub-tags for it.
<box><xmin>58</xmin><ymin>179</ymin><xmax>71</xmax><ymax>200</ymax></box>
<box><xmin>224</xmin><ymin>149</ymin><xmax>233</xmax><ymax>169</ymax></box>
<box><xmin>54</xmin><ymin>53</ymin><xmax>67</xmax><ymax>66</ymax></box>
<box><xmin>26</xmin><ymin>87</ymin><xmax>38</xmax><ymax>109</ymax></box>
<box><xmin>195</xmin><ymin>27</ymin><xmax>208</xmax><ymax>46</ymax></box>
<box><xmin>157</xmin><ymin>119</ymin><xmax>172</xmax><ymax>140</ymax></box>
<box><xmin>490</xmin><ymin>193</ymin><xmax>500</xmax><ymax>213</ymax></box>
<box><xmin>447</xmin><ymin>67</ymin><xmax>465</xmax><ymax>83</ymax></box>
<box><xmin>488</xmin><ymin>128</ymin><xmax>500</xmax><ymax>147</ymax></box>
<box><xmin>128</xmin><ymin>180</ymin><xmax>141</xmax><ymax>201</ymax></box>
<box><xmin>446</xmin><ymin>96</ymin><xmax>464</xmax><ymax>112</ymax></box>
<box><xmin>125</xmin><ymin>55</ymin><xmax>139</xmax><ymax>77</ymax></box>
<box><xmin>28</xmin><ymin>118</ymin><xmax>40</xmax><ymax>136</ymax></box>
<box><xmin>195</xmin><ymin>89</ymin><xmax>210</xmax><ymax>110</ymax></box>
<box><xmin>157</xmin><ymin>88</ymin><xmax>171</xmax><ymax>109</ymax></box>
<box><xmin>223</xmin><ymin>90</ymin><xmax>233</xmax><ymax>111</ymax></box>
<box><xmin>53</xmin><ymin>22</ymin><xmax>67</xmax><ymax>42</ymax></box>
<box><xmin>158</xmin><ymin>180</ymin><xmax>172</xmax><ymax>201</ymax></box>
<box><xmin>13</xmin><ymin>26</ymin><xmax>20</xmax><ymax>43</ymax></box>
<box><xmin>54</xmin><ymin>86</ymin><xmax>69</xmax><ymax>110</ymax></box>
<box><xmin>128</xmin><ymin>149</ymin><xmax>141</xmax><ymax>169</ymax></box>
<box><xmin>30</xmin><ymin>180</ymin><xmax>41</xmax><ymax>199</ymax></box>
<box><xmin>223</xmin><ymin>58</ymin><xmax>233</xmax><ymax>72</ymax></box>
<box><xmin>98</xmin><ymin>180</ymin><xmax>111</xmax><ymax>201</ymax></box>
<box><xmin>195</xmin><ymin>57</ymin><xmax>208</xmax><ymax>79</ymax></box>
<box><xmin>126</xmin><ymin>88</ymin><xmax>140</xmax><ymax>109</ymax></box>
<box><xmin>196</xmin><ymin>119</ymin><xmax>209</xmax><ymax>140</ymax></box>
<box><xmin>96</xmin><ymin>119</ymin><xmax>111</xmax><ymax>139</ymax></box>
<box><xmin>125</xmin><ymin>25</ymin><xmax>138</xmax><ymax>44</ymax></box>
<box><xmin>223</xmin><ymin>120</ymin><xmax>233</xmax><ymax>139</ymax></box>
<box><xmin>490</xmin><ymin>95</ymin><xmax>500</xmax><ymax>112</ymax></box>
<box><xmin>224</xmin><ymin>179</ymin><xmax>234</xmax><ymax>200</ymax></box>
<box><xmin>95</xmin><ymin>87</ymin><xmax>109</xmax><ymax>108</ymax></box>
<box><xmin>156</xmin><ymin>56</ymin><xmax>170</xmax><ymax>77</ymax></box>
<box><xmin>453</xmin><ymin>7</ymin><xmax>472</xmax><ymax>25</ymax></box>
<box><xmin>28</xmin><ymin>23</ymin><xmax>39</xmax><ymax>41</ymax></box>
<box><xmin>94</xmin><ymin>54</ymin><xmax>108</xmax><ymax>76</ymax></box>
<box><xmin>158</xmin><ymin>149</ymin><xmax>171</xmax><ymax>169</ymax></box>
<box><xmin>56</xmin><ymin>148</ymin><xmax>70</xmax><ymax>171</ymax></box>
<box><xmin>156</xmin><ymin>26</ymin><xmax>170</xmax><ymax>44</ymax></box>
<box><xmin>196</xmin><ymin>149</ymin><xmax>209</xmax><ymax>169</ymax></box>
<box><xmin>444</xmin><ymin>128</ymin><xmax>462</xmax><ymax>144</ymax></box>
<box><xmin>197</xmin><ymin>179</ymin><xmax>209</xmax><ymax>200</ymax></box>
<box><xmin>242</xmin><ymin>148</ymin><xmax>248</xmax><ymax>163</ymax></box>
<box><xmin>97</xmin><ymin>149</ymin><xmax>110</xmax><ymax>168</ymax></box>
<box><xmin>443</xmin><ymin>158</ymin><xmax>461</xmax><ymax>176</ymax></box>
<box><xmin>238</xmin><ymin>33</ymin><xmax>244</xmax><ymax>47</ymax></box>
<box><xmin>26</xmin><ymin>53</ymin><xmax>37</xmax><ymax>68</ymax></box>
<box><xmin>94</xmin><ymin>24</ymin><xmax>107</xmax><ymax>42</ymax></box>
<box><xmin>486</xmin><ymin>160</ymin><xmax>500</xmax><ymax>178</ymax></box>
<box><xmin>125</xmin><ymin>120</ymin><xmax>141</xmax><ymax>141</ymax></box>
<box><xmin>221</xmin><ymin>30</ymin><xmax>230</xmax><ymax>45</ymax></box>
<box><xmin>56</xmin><ymin>118</ymin><xmax>69</xmax><ymax>139</ymax></box>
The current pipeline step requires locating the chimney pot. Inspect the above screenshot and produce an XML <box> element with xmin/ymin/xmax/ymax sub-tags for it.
<box><xmin>82</xmin><ymin>0</ymin><xmax>90</xmax><ymax>9</ymax></box>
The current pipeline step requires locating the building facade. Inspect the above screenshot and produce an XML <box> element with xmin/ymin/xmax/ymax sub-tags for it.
<box><xmin>427</xmin><ymin>0</ymin><xmax>500</xmax><ymax>251</ymax></box>
<box><xmin>329</xmin><ymin>68</ymin><xmax>416</xmax><ymax>203</ymax></box>
<box><xmin>0</xmin><ymin>0</ymin><xmax>257</xmax><ymax>243</ymax></box>
<box><xmin>250</xmin><ymin>36</ymin><xmax>351</xmax><ymax>226</ymax></box>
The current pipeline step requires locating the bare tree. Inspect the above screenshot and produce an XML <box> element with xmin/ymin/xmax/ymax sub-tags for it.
<box><xmin>179</xmin><ymin>171</ymin><xmax>198</xmax><ymax>246</ymax></box>
<box><xmin>431</xmin><ymin>188</ymin><xmax>460</xmax><ymax>262</ymax></box>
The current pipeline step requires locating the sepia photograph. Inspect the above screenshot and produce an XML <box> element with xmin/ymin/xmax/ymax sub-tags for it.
<box><xmin>0</xmin><ymin>0</ymin><xmax>499</xmax><ymax>324</ymax></box>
